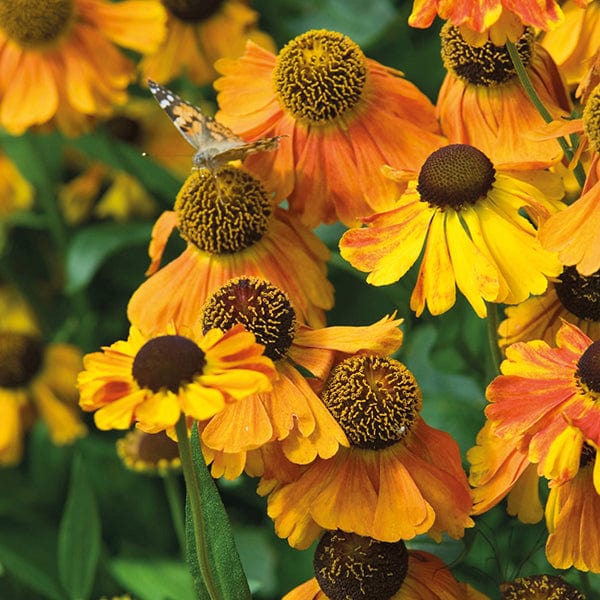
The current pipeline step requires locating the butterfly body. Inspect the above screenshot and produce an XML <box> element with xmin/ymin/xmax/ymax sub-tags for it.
<box><xmin>147</xmin><ymin>79</ymin><xmax>281</xmax><ymax>171</ymax></box>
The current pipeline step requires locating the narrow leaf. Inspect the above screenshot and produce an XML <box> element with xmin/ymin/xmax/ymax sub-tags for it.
<box><xmin>186</xmin><ymin>423</ymin><xmax>251</xmax><ymax>600</ymax></box>
<box><xmin>57</xmin><ymin>454</ymin><xmax>101</xmax><ymax>600</ymax></box>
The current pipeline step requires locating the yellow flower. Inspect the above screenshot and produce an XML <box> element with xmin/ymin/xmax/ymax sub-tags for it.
<box><xmin>0</xmin><ymin>284</ymin><xmax>85</xmax><ymax>466</ymax></box>
<box><xmin>0</xmin><ymin>154</ymin><xmax>34</xmax><ymax>220</ymax></box>
<box><xmin>0</xmin><ymin>0</ymin><xmax>167</xmax><ymax>134</ymax></box>
<box><xmin>140</xmin><ymin>0</ymin><xmax>275</xmax><ymax>85</ymax></box>
<box><xmin>78</xmin><ymin>321</ymin><xmax>276</xmax><ymax>433</ymax></box>
<box><xmin>499</xmin><ymin>575</ymin><xmax>586</xmax><ymax>599</ymax></box>
<box><xmin>116</xmin><ymin>429</ymin><xmax>181</xmax><ymax>474</ymax></box>
<box><xmin>340</xmin><ymin>144</ymin><xmax>562</xmax><ymax>318</ymax></box>
<box><xmin>265</xmin><ymin>355</ymin><xmax>473</xmax><ymax>549</ymax></box>
<box><xmin>195</xmin><ymin>276</ymin><xmax>404</xmax><ymax>479</ymax></box>
<box><xmin>127</xmin><ymin>167</ymin><xmax>334</xmax><ymax>332</ymax></box>
<box><xmin>215</xmin><ymin>30</ymin><xmax>445</xmax><ymax>226</ymax></box>
<box><xmin>283</xmin><ymin>532</ymin><xmax>489</xmax><ymax>600</ymax></box>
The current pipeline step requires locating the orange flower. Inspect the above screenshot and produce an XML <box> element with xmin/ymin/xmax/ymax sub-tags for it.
<box><xmin>196</xmin><ymin>277</ymin><xmax>404</xmax><ymax>479</ymax></box>
<box><xmin>540</xmin><ymin>0</ymin><xmax>600</xmax><ymax>91</ymax></box>
<box><xmin>437</xmin><ymin>24</ymin><xmax>571</xmax><ymax>168</ymax></box>
<box><xmin>468</xmin><ymin>420</ymin><xmax>543</xmax><ymax>521</ymax></box>
<box><xmin>485</xmin><ymin>322</ymin><xmax>600</xmax><ymax>482</ymax></box>
<box><xmin>498</xmin><ymin>266</ymin><xmax>600</xmax><ymax>349</ymax></box>
<box><xmin>541</xmin><ymin>154</ymin><xmax>600</xmax><ymax>277</ymax></box>
<box><xmin>265</xmin><ymin>355</ymin><xmax>473</xmax><ymax>549</ymax></box>
<box><xmin>545</xmin><ymin>443</ymin><xmax>600</xmax><ymax>572</ymax></box>
<box><xmin>140</xmin><ymin>0</ymin><xmax>274</xmax><ymax>85</ymax></box>
<box><xmin>127</xmin><ymin>167</ymin><xmax>334</xmax><ymax>333</ymax></box>
<box><xmin>0</xmin><ymin>0</ymin><xmax>166</xmax><ymax>135</ymax></box>
<box><xmin>283</xmin><ymin>533</ymin><xmax>488</xmax><ymax>600</ymax></box>
<box><xmin>409</xmin><ymin>0</ymin><xmax>567</xmax><ymax>45</ymax></box>
<box><xmin>215</xmin><ymin>30</ymin><xmax>445</xmax><ymax>226</ymax></box>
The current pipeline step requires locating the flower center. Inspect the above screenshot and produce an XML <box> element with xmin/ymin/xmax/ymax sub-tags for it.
<box><xmin>576</xmin><ymin>340</ymin><xmax>600</xmax><ymax>396</ymax></box>
<box><xmin>417</xmin><ymin>144</ymin><xmax>496</xmax><ymax>210</ymax></box>
<box><xmin>554</xmin><ymin>266</ymin><xmax>600</xmax><ymax>322</ymax></box>
<box><xmin>0</xmin><ymin>0</ymin><xmax>75</xmax><ymax>49</ymax></box>
<box><xmin>273</xmin><ymin>29</ymin><xmax>367</xmax><ymax>125</ymax></box>
<box><xmin>440</xmin><ymin>23</ymin><xmax>534</xmax><ymax>86</ymax></box>
<box><xmin>0</xmin><ymin>332</ymin><xmax>44</xmax><ymax>388</ymax></box>
<box><xmin>583</xmin><ymin>83</ymin><xmax>600</xmax><ymax>153</ymax></box>
<box><xmin>314</xmin><ymin>531</ymin><xmax>409</xmax><ymax>600</ymax></box>
<box><xmin>161</xmin><ymin>0</ymin><xmax>223</xmax><ymax>22</ymax></box>
<box><xmin>175</xmin><ymin>167</ymin><xmax>272</xmax><ymax>254</ymax></box>
<box><xmin>499</xmin><ymin>574</ymin><xmax>585</xmax><ymax>599</ymax></box>
<box><xmin>117</xmin><ymin>430</ymin><xmax>181</xmax><ymax>474</ymax></box>
<box><xmin>131</xmin><ymin>335</ymin><xmax>206</xmax><ymax>393</ymax></box>
<box><xmin>201</xmin><ymin>276</ymin><xmax>296</xmax><ymax>361</ymax></box>
<box><xmin>320</xmin><ymin>355</ymin><xmax>422</xmax><ymax>450</ymax></box>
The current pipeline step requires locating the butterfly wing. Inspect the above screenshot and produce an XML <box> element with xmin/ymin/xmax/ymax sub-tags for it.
<box><xmin>147</xmin><ymin>79</ymin><xmax>243</xmax><ymax>152</ymax></box>
<box><xmin>148</xmin><ymin>79</ymin><xmax>283</xmax><ymax>170</ymax></box>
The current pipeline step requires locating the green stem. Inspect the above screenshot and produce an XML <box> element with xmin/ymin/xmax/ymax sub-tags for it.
<box><xmin>175</xmin><ymin>417</ymin><xmax>221</xmax><ymax>600</ymax></box>
<box><xmin>506</xmin><ymin>41</ymin><xmax>586</xmax><ymax>188</ymax></box>
<box><xmin>163</xmin><ymin>470</ymin><xmax>186</xmax><ymax>560</ymax></box>
<box><xmin>486</xmin><ymin>302</ymin><xmax>503</xmax><ymax>375</ymax></box>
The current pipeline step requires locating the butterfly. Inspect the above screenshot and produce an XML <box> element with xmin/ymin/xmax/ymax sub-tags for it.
<box><xmin>147</xmin><ymin>79</ymin><xmax>282</xmax><ymax>172</ymax></box>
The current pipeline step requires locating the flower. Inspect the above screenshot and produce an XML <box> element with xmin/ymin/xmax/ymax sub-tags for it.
<box><xmin>485</xmin><ymin>322</ymin><xmax>600</xmax><ymax>483</ymax></box>
<box><xmin>140</xmin><ymin>0</ymin><xmax>275</xmax><ymax>85</ymax></box>
<box><xmin>545</xmin><ymin>441</ymin><xmax>600</xmax><ymax>572</ymax></box>
<box><xmin>540</xmin><ymin>0</ymin><xmax>600</xmax><ymax>91</ymax></box>
<box><xmin>127</xmin><ymin>167</ymin><xmax>334</xmax><ymax>333</ymax></box>
<box><xmin>283</xmin><ymin>531</ymin><xmax>488</xmax><ymax>600</ymax></box>
<box><xmin>0</xmin><ymin>0</ymin><xmax>166</xmax><ymax>135</ymax></box>
<box><xmin>499</xmin><ymin>574</ymin><xmax>585</xmax><ymax>599</ymax></box>
<box><xmin>437</xmin><ymin>24</ymin><xmax>571</xmax><ymax>168</ymax></box>
<box><xmin>116</xmin><ymin>429</ymin><xmax>181</xmax><ymax>474</ymax></box>
<box><xmin>59</xmin><ymin>160</ymin><xmax>158</xmax><ymax>224</ymax></box>
<box><xmin>0</xmin><ymin>284</ymin><xmax>85</xmax><ymax>466</ymax></box>
<box><xmin>78</xmin><ymin>321</ymin><xmax>276</xmax><ymax>433</ymax></box>
<box><xmin>539</xmin><ymin>83</ymin><xmax>600</xmax><ymax>277</ymax></box>
<box><xmin>408</xmin><ymin>0</ymin><xmax>566</xmax><ymax>45</ymax></box>
<box><xmin>0</xmin><ymin>154</ymin><xmax>34</xmax><ymax>220</ymax></box>
<box><xmin>340</xmin><ymin>144</ymin><xmax>563</xmax><ymax>318</ymax></box>
<box><xmin>265</xmin><ymin>354</ymin><xmax>473</xmax><ymax>549</ymax></box>
<box><xmin>197</xmin><ymin>276</ymin><xmax>404</xmax><ymax>479</ymax></box>
<box><xmin>498</xmin><ymin>266</ymin><xmax>600</xmax><ymax>349</ymax></box>
<box><xmin>214</xmin><ymin>30</ymin><xmax>445</xmax><ymax>227</ymax></box>
<box><xmin>468</xmin><ymin>420</ymin><xmax>543</xmax><ymax>521</ymax></box>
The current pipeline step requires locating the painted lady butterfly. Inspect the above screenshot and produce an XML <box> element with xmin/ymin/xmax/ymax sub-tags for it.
<box><xmin>148</xmin><ymin>79</ymin><xmax>282</xmax><ymax>171</ymax></box>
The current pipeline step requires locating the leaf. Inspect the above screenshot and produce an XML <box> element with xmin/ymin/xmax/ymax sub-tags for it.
<box><xmin>57</xmin><ymin>453</ymin><xmax>101</xmax><ymax>600</ymax></box>
<box><xmin>185</xmin><ymin>423</ymin><xmax>252</xmax><ymax>600</ymax></box>
<box><xmin>109</xmin><ymin>558</ymin><xmax>197</xmax><ymax>600</ymax></box>
<box><xmin>0</xmin><ymin>521</ymin><xmax>68</xmax><ymax>600</ymax></box>
<box><xmin>65</xmin><ymin>221</ymin><xmax>152</xmax><ymax>293</ymax></box>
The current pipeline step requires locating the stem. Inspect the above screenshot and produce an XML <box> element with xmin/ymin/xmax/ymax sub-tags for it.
<box><xmin>163</xmin><ymin>470</ymin><xmax>186</xmax><ymax>560</ymax></box>
<box><xmin>506</xmin><ymin>41</ymin><xmax>586</xmax><ymax>188</ymax></box>
<box><xmin>486</xmin><ymin>302</ymin><xmax>503</xmax><ymax>375</ymax></box>
<box><xmin>175</xmin><ymin>417</ymin><xmax>221</xmax><ymax>600</ymax></box>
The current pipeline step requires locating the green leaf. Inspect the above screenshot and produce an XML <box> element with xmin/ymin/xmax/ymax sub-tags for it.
<box><xmin>69</xmin><ymin>133</ymin><xmax>182</xmax><ymax>203</ymax></box>
<box><xmin>57</xmin><ymin>454</ymin><xmax>101</xmax><ymax>600</ymax></box>
<box><xmin>0</xmin><ymin>521</ymin><xmax>68</xmax><ymax>600</ymax></box>
<box><xmin>65</xmin><ymin>221</ymin><xmax>152</xmax><ymax>293</ymax></box>
<box><xmin>109</xmin><ymin>558</ymin><xmax>197</xmax><ymax>600</ymax></box>
<box><xmin>185</xmin><ymin>423</ymin><xmax>252</xmax><ymax>600</ymax></box>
